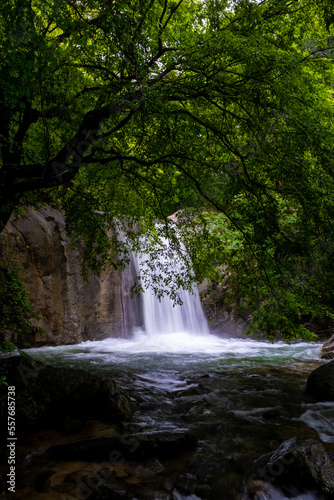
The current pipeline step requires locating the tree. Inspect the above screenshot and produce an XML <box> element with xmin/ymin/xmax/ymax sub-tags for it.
<box><xmin>1</xmin><ymin>0</ymin><xmax>334</xmax><ymax>340</ymax></box>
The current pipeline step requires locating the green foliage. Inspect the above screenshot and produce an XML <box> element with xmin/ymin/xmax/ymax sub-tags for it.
<box><xmin>0</xmin><ymin>252</ymin><xmax>39</xmax><ymax>352</ymax></box>
<box><xmin>1</xmin><ymin>0</ymin><xmax>334</xmax><ymax>340</ymax></box>
<box><xmin>180</xmin><ymin>199</ymin><xmax>334</xmax><ymax>340</ymax></box>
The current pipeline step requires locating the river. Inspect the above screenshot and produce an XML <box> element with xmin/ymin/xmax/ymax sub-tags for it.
<box><xmin>21</xmin><ymin>333</ymin><xmax>333</xmax><ymax>499</ymax></box>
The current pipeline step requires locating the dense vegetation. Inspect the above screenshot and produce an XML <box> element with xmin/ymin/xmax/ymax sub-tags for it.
<box><xmin>1</xmin><ymin>0</ymin><xmax>334</xmax><ymax>342</ymax></box>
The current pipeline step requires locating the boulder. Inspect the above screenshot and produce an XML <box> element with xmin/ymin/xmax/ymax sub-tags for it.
<box><xmin>198</xmin><ymin>276</ymin><xmax>250</xmax><ymax>337</ymax></box>
<box><xmin>321</xmin><ymin>335</ymin><xmax>334</xmax><ymax>360</ymax></box>
<box><xmin>306</xmin><ymin>360</ymin><xmax>334</xmax><ymax>401</ymax></box>
<box><xmin>47</xmin><ymin>436</ymin><xmax>128</xmax><ymax>462</ymax></box>
<box><xmin>0</xmin><ymin>356</ymin><xmax>137</xmax><ymax>438</ymax></box>
<box><xmin>47</xmin><ymin>429</ymin><xmax>197</xmax><ymax>462</ymax></box>
<box><xmin>56</xmin><ymin>470</ymin><xmax>128</xmax><ymax>500</ymax></box>
<box><xmin>1</xmin><ymin>206</ymin><xmax>126</xmax><ymax>345</ymax></box>
<box><xmin>244</xmin><ymin>437</ymin><xmax>334</xmax><ymax>497</ymax></box>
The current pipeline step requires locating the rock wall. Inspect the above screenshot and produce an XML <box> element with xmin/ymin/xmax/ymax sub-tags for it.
<box><xmin>1</xmin><ymin>205</ymin><xmax>253</xmax><ymax>347</ymax></box>
<box><xmin>321</xmin><ymin>335</ymin><xmax>334</xmax><ymax>359</ymax></box>
<box><xmin>198</xmin><ymin>277</ymin><xmax>250</xmax><ymax>338</ymax></box>
<box><xmin>1</xmin><ymin>206</ymin><xmax>126</xmax><ymax>346</ymax></box>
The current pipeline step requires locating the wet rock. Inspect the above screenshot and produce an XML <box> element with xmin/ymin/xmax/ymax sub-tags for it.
<box><xmin>172</xmin><ymin>395</ymin><xmax>207</xmax><ymax>418</ymax></box>
<box><xmin>127</xmin><ymin>484</ymin><xmax>172</xmax><ymax>500</ymax></box>
<box><xmin>0</xmin><ymin>356</ymin><xmax>137</xmax><ymax>437</ymax></box>
<box><xmin>100</xmin><ymin>378</ymin><xmax>138</xmax><ymax>422</ymax></box>
<box><xmin>306</xmin><ymin>360</ymin><xmax>334</xmax><ymax>401</ymax></box>
<box><xmin>321</xmin><ymin>335</ymin><xmax>334</xmax><ymax>359</ymax></box>
<box><xmin>55</xmin><ymin>471</ymin><xmax>128</xmax><ymax>499</ymax></box>
<box><xmin>198</xmin><ymin>276</ymin><xmax>250</xmax><ymax>336</ymax></box>
<box><xmin>35</xmin><ymin>470</ymin><xmax>55</xmax><ymax>493</ymax></box>
<box><xmin>64</xmin><ymin>469</ymin><xmax>99</xmax><ymax>484</ymax></box>
<box><xmin>1</xmin><ymin>205</ymin><xmax>125</xmax><ymax>346</ymax></box>
<box><xmin>129</xmin><ymin>430</ymin><xmax>197</xmax><ymax>461</ymax></box>
<box><xmin>59</xmin><ymin>415</ymin><xmax>83</xmax><ymax>434</ymax></box>
<box><xmin>242</xmin><ymin>480</ymin><xmax>295</xmax><ymax>500</ymax></box>
<box><xmin>139</xmin><ymin>401</ymin><xmax>161</xmax><ymax>411</ymax></box>
<box><xmin>89</xmin><ymin>486</ymin><xmax>129</xmax><ymax>500</ymax></box>
<box><xmin>191</xmin><ymin>483</ymin><xmax>212</xmax><ymax>499</ymax></box>
<box><xmin>211</xmin><ymin>471</ymin><xmax>243</xmax><ymax>500</ymax></box>
<box><xmin>261</xmin><ymin>408</ymin><xmax>280</xmax><ymax>420</ymax></box>
<box><xmin>244</xmin><ymin>437</ymin><xmax>334</xmax><ymax>496</ymax></box>
<box><xmin>175</xmin><ymin>473</ymin><xmax>198</xmax><ymax>495</ymax></box>
<box><xmin>47</xmin><ymin>429</ymin><xmax>197</xmax><ymax>463</ymax></box>
<box><xmin>48</xmin><ymin>436</ymin><xmax>127</xmax><ymax>462</ymax></box>
<box><xmin>61</xmin><ymin>468</ymin><xmax>173</xmax><ymax>499</ymax></box>
<box><xmin>132</xmin><ymin>458</ymin><xmax>165</xmax><ymax>477</ymax></box>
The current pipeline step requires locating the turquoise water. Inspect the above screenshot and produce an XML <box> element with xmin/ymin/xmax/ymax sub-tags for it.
<box><xmin>14</xmin><ymin>334</ymin><xmax>334</xmax><ymax>499</ymax></box>
<box><xmin>24</xmin><ymin>333</ymin><xmax>322</xmax><ymax>374</ymax></box>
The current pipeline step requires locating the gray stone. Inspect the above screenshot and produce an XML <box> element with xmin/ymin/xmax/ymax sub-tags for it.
<box><xmin>244</xmin><ymin>437</ymin><xmax>334</xmax><ymax>496</ymax></box>
<box><xmin>321</xmin><ymin>334</ymin><xmax>334</xmax><ymax>359</ymax></box>
<box><xmin>1</xmin><ymin>206</ymin><xmax>126</xmax><ymax>345</ymax></box>
<box><xmin>306</xmin><ymin>360</ymin><xmax>334</xmax><ymax>401</ymax></box>
<box><xmin>1</xmin><ymin>205</ymin><xmax>252</xmax><ymax>344</ymax></box>
<box><xmin>47</xmin><ymin>429</ymin><xmax>197</xmax><ymax>463</ymax></box>
<box><xmin>198</xmin><ymin>275</ymin><xmax>250</xmax><ymax>337</ymax></box>
<box><xmin>0</xmin><ymin>356</ymin><xmax>137</xmax><ymax>436</ymax></box>
<box><xmin>57</xmin><ymin>471</ymin><xmax>128</xmax><ymax>499</ymax></box>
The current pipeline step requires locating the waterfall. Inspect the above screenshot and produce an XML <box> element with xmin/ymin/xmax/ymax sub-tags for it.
<box><xmin>122</xmin><ymin>237</ymin><xmax>209</xmax><ymax>338</ymax></box>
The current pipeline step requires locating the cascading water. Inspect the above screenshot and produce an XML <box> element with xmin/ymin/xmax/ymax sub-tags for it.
<box><xmin>122</xmin><ymin>237</ymin><xmax>209</xmax><ymax>339</ymax></box>
<box><xmin>7</xmin><ymin>232</ymin><xmax>332</xmax><ymax>500</ymax></box>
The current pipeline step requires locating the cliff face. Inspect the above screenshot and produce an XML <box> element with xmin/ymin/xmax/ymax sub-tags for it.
<box><xmin>1</xmin><ymin>206</ymin><xmax>126</xmax><ymax>346</ymax></box>
<box><xmin>198</xmin><ymin>277</ymin><xmax>249</xmax><ymax>338</ymax></box>
<box><xmin>1</xmin><ymin>205</ymin><xmax>251</xmax><ymax>347</ymax></box>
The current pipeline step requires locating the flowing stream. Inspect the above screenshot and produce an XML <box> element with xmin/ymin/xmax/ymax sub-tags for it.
<box><xmin>19</xmin><ymin>249</ymin><xmax>334</xmax><ymax>499</ymax></box>
<box><xmin>6</xmin><ymin>248</ymin><xmax>334</xmax><ymax>500</ymax></box>
<box><xmin>24</xmin><ymin>336</ymin><xmax>331</xmax><ymax>499</ymax></box>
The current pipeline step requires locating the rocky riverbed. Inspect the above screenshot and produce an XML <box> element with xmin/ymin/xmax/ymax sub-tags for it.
<box><xmin>1</xmin><ymin>343</ymin><xmax>334</xmax><ymax>500</ymax></box>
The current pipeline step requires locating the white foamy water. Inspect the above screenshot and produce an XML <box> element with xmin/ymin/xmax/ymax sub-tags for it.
<box><xmin>23</xmin><ymin>233</ymin><xmax>317</xmax><ymax>370</ymax></box>
<box><xmin>122</xmin><ymin>237</ymin><xmax>209</xmax><ymax>337</ymax></box>
<box><xmin>4</xmin><ymin>233</ymin><xmax>333</xmax><ymax>500</ymax></box>
<box><xmin>24</xmin><ymin>334</ymin><xmax>322</xmax><ymax>373</ymax></box>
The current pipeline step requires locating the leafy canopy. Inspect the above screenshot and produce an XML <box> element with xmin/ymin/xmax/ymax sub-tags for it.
<box><xmin>1</xmin><ymin>0</ymin><xmax>334</xmax><ymax>340</ymax></box>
